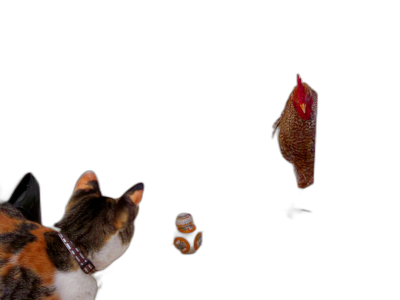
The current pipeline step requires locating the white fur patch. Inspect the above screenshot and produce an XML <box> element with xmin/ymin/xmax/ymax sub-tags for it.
<box><xmin>89</xmin><ymin>233</ymin><xmax>129</xmax><ymax>271</ymax></box>
<box><xmin>55</xmin><ymin>270</ymin><xmax>98</xmax><ymax>300</ymax></box>
<box><xmin>54</xmin><ymin>231</ymin><xmax>130</xmax><ymax>298</ymax></box>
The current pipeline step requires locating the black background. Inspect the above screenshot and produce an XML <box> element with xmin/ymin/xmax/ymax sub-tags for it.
<box><xmin>0</xmin><ymin>24</ymin><xmax>366</xmax><ymax>299</ymax></box>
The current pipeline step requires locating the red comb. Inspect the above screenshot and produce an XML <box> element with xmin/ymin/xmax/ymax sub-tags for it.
<box><xmin>296</xmin><ymin>74</ymin><xmax>305</xmax><ymax>102</ymax></box>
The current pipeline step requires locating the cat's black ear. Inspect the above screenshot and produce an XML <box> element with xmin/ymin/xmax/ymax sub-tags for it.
<box><xmin>121</xmin><ymin>183</ymin><xmax>144</xmax><ymax>205</ymax></box>
<box><xmin>73</xmin><ymin>171</ymin><xmax>101</xmax><ymax>194</ymax></box>
<box><xmin>8</xmin><ymin>173</ymin><xmax>42</xmax><ymax>224</ymax></box>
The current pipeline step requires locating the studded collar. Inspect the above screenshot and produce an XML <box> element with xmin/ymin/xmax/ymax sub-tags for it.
<box><xmin>58</xmin><ymin>232</ymin><xmax>96</xmax><ymax>274</ymax></box>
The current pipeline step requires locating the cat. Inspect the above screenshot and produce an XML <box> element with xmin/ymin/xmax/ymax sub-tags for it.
<box><xmin>0</xmin><ymin>171</ymin><xmax>144</xmax><ymax>300</ymax></box>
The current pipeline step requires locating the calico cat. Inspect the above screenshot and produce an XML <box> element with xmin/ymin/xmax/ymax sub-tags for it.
<box><xmin>0</xmin><ymin>171</ymin><xmax>144</xmax><ymax>300</ymax></box>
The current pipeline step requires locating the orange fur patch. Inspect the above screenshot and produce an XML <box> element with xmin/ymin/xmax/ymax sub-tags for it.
<box><xmin>74</xmin><ymin>171</ymin><xmax>98</xmax><ymax>192</ymax></box>
<box><xmin>115</xmin><ymin>211</ymin><xmax>128</xmax><ymax>229</ymax></box>
<box><xmin>16</xmin><ymin>226</ymin><xmax>58</xmax><ymax>286</ymax></box>
<box><xmin>129</xmin><ymin>190</ymin><xmax>143</xmax><ymax>205</ymax></box>
<box><xmin>0</xmin><ymin>214</ymin><xmax>20</xmax><ymax>232</ymax></box>
<box><xmin>0</xmin><ymin>252</ymin><xmax>10</xmax><ymax>262</ymax></box>
<box><xmin>0</xmin><ymin>220</ymin><xmax>68</xmax><ymax>299</ymax></box>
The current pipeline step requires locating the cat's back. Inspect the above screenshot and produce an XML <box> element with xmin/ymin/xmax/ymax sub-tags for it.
<box><xmin>0</xmin><ymin>203</ymin><xmax>60</xmax><ymax>300</ymax></box>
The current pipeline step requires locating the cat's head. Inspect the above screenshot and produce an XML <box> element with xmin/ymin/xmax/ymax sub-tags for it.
<box><xmin>55</xmin><ymin>171</ymin><xmax>144</xmax><ymax>270</ymax></box>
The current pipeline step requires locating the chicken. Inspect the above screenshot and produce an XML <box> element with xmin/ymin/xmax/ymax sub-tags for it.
<box><xmin>273</xmin><ymin>74</ymin><xmax>318</xmax><ymax>188</ymax></box>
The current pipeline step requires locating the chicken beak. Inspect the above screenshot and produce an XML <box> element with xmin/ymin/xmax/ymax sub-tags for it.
<box><xmin>300</xmin><ymin>103</ymin><xmax>306</xmax><ymax>114</ymax></box>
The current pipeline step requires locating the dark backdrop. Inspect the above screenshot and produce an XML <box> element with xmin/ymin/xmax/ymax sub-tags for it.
<box><xmin>0</xmin><ymin>31</ymin><xmax>354</xmax><ymax>299</ymax></box>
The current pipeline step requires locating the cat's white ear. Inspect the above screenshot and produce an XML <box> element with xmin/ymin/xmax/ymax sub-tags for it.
<box><xmin>121</xmin><ymin>183</ymin><xmax>144</xmax><ymax>205</ymax></box>
<box><xmin>74</xmin><ymin>171</ymin><xmax>101</xmax><ymax>194</ymax></box>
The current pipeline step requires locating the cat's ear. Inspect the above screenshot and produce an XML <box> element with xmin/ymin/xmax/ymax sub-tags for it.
<box><xmin>73</xmin><ymin>171</ymin><xmax>101</xmax><ymax>194</ymax></box>
<box><xmin>115</xmin><ymin>183</ymin><xmax>144</xmax><ymax>229</ymax></box>
<box><xmin>121</xmin><ymin>183</ymin><xmax>144</xmax><ymax>205</ymax></box>
<box><xmin>8</xmin><ymin>173</ymin><xmax>42</xmax><ymax>224</ymax></box>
